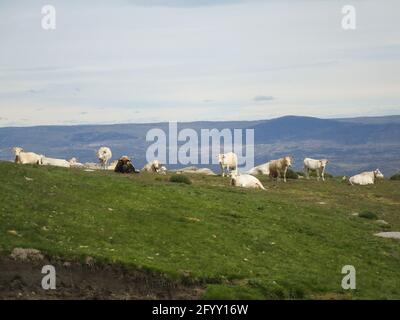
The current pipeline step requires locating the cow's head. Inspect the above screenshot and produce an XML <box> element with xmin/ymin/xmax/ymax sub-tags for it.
<box><xmin>374</xmin><ymin>169</ymin><xmax>384</xmax><ymax>179</ymax></box>
<box><xmin>13</xmin><ymin>147</ymin><xmax>23</xmax><ymax>156</ymax></box>
<box><xmin>284</xmin><ymin>156</ymin><xmax>293</xmax><ymax>167</ymax></box>
<box><xmin>152</xmin><ymin>160</ymin><xmax>162</xmax><ymax>170</ymax></box>
<box><xmin>320</xmin><ymin>159</ymin><xmax>329</xmax><ymax>168</ymax></box>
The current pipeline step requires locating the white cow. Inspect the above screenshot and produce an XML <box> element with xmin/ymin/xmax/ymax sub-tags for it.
<box><xmin>97</xmin><ymin>147</ymin><xmax>112</xmax><ymax>170</ymax></box>
<box><xmin>218</xmin><ymin>152</ymin><xmax>238</xmax><ymax>177</ymax></box>
<box><xmin>107</xmin><ymin>160</ymin><xmax>119</xmax><ymax>171</ymax></box>
<box><xmin>248</xmin><ymin>162</ymin><xmax>270</xmax><ymax>176</ymax></box>
<box><xmin>40</xmin><ymin>156</ymin><xmax>71</xmax><ymax>168</ymax></box>
<box><xmin>142</xmin><ymin>160</ymin><xmax>162</xmax><ymax>173</ymax></box>
<box><xmin>230</xmin><ymin>172</ymin><xmax>266</xmax><ymax>190</ymax></box>
<box><xmin>158</xmin><ymin>166</ymin><xmax>167</xmax><ymax>175</ymax></box>
<box><xmin>349</xmin><ymin>169</ymin><xmax>384</xmax><ymax>185</ymax></box>
<box><xmin>69</xmin><ymin>157</ymin><xmax>85</xmax><ymax>168</ymax></box>
<box><xmin>303</xmin><ymin>158</ymin><xmax>329</xmax><ymax>181</ymax></box>
<box><xmin>13</xmin><ymin>147</ymin><xmax>41</xmax><ymax>165</ymax></box>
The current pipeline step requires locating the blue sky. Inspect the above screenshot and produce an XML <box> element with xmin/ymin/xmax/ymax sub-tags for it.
<box><xmin>0</xmin><ymin>0</ymin><xmax>399</xmax><ymax>126</ymax></box>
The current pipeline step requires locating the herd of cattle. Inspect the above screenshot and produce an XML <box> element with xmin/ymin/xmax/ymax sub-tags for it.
<box><xmin>11</xmin><ymin>146</ymin><xmax>385</xmax><ymax>189</ymax></box>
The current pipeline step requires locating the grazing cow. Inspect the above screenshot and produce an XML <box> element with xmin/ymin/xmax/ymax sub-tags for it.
<box><xmin>230</xmin><ymin>172</ymin><xmax>266</xmax><ymax>190</ymax></box>
<box><xmin>268</xmin><ymin>156</ymin><xmax>293</xmax><ymax>183</ymax></box>
<box><xmin>40</xmin><ymin>156</ymin><xmax>71</xmax><ymax>168</ymax></box>
<box><xmin>218</xmin><ymin>152</ymin><xmax>238</xmax><ymax>177</ymax></box>
<box><xmin>349</xmin><ymin>169</ymin><xmax>384</xmax><ymax>185</ymax></box>
<box><xmin>142</xmin><ymin>160</ymin><xmax>162</xmax><ymax>173</ymax></box>
<box><xmin>303</xmin><ymin>158</ymin><xmax>329</xmax><ymax>181</ymax></box>
<box><xmin>13</xmin><ymin>147</ymin><xmax>41</xmax><ymax>165</ymax></box>
<box><xmin>248</xmin><ymin>162</ymin><xmax>270</xmax><ymax>176</ymax></box>
<box><xmin>114</xmin><ymin>156</ymin><xmax>138</xmax><ymax>174</ymax></box>
<box><xmin>97</xmin><ymin>147</ymin><xmax>112</xmax><ymax>170</ymax></box>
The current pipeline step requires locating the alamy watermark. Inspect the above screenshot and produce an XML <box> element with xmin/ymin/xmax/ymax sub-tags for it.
<box><xmin>146</xmin><ymin>122</ymin><xmax>254</xmax><ymax>171</ymax></box>
<box><xmin>341</xmin><ymin>265</ymin><xmax>356</xmax><ymax>290</ymax></box>
<box><xmin>41</xmin><ymin>5</ymin><xmax>56</xmax><ymax>30</ymax></box>
<box><xmin>41</xmin><ymin>265</ymin><xmax>56</xmax><ymax>290</ymax></box>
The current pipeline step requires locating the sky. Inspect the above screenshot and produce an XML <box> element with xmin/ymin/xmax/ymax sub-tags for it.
<box><xmin>0</xmin><ymin>0</ymin><xmax>399</xmax><ymax>126</ymax></box>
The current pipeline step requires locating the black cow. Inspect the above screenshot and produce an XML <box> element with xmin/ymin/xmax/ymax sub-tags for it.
<box><xmin>114</xmin><ymin>157</ymin><xmax>139</xmax><ymax>174</ymax></box>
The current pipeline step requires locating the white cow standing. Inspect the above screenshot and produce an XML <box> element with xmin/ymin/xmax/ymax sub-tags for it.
<box><xmin>218</xmin><ymin>152</ymin><xmax>238</xmax><ymax>177</ymax></box>
<box><xmin>230</xmin><ymin>172</ymin><xmax>266</xmax><ymax>190</ymax></box>
<box><xmin>349</xmin><ymin>169</ymin><xmax>384</xmax><ymax>185</ymax></box>
<box><xmin>97</xmin><ymin>147</ymin><xmax>112</xmax><ymax>170</ymax></box>
<box><xmin>303</xmin><ymin>158</ymin><xmax>329</xmax><ymax>181</ymax></box>
<box><xmin>13</xmin><ymin>147</ymin><xmax>42</xmax><ymax>165</ymax></box>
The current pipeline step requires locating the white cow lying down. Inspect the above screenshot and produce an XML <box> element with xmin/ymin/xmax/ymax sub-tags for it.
<box><xmin>248</xmin><ymin>162</ymin><xmax>270</xmax><ymax>176</ymax></box>
<box><xmin>40</xmin><ymin>156</ymin><xmax>71</xmax><ymax>168</ymax></box>
<box><xmin>231</xmin><ymin>172</ymin><xmax>266</xmax><ymax>190</ymax></box>
<box><xmin>69</xmin><ymin>157</ymin><xmax>85</xmax><ymax>168</ymax></box>
<box><xmin>349</xmin><ymin>169</ymin><xmax>384</xmax><ymax>185</ymax></box>
<box><xmin>13</xmin><ymin>147</ymin><xmax>41</xmax><ymax>165</ymax></box>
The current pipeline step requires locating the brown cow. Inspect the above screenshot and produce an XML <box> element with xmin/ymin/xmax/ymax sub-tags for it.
<box><xmin>268</xmin><ymin>156</ymin><xmax>293</xmax><ymax>183</ymax></box>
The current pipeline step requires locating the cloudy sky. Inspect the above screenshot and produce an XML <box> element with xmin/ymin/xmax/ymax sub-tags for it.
<box><xmin>0</xmin><ymin>0</ymin><xmax>399</xmax><ymax>126</ymax></box>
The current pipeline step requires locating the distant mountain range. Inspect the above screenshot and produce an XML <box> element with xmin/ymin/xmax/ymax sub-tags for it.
<box><xmin>1</xmin><ymin>115</ymin><xmax>399</xmax><ymax>176</ymax></box>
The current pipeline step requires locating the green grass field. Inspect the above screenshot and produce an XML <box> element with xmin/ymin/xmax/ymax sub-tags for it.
<box><xmin>1</xmin><ymin>161</ymin><xmax>399</xmax><ymax>299</ymax></box>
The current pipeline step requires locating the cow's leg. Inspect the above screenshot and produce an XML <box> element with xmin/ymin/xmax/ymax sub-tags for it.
<box><xmin>321</xmin><ymin>167</ymin><xmax>325</xmax><ymax>181</ymax></box>
<box><xmin>221</xmin><ymin>165</ymin><xmax>225</xmax><ymax>177</ymax></box>
<box><xmin>283</xmin><ymin>168</ymin><xmax>287</xmax><ymax>183</ymax></box>
<box><xmin>316</xmin><ymin>168</ymin><xmax>320</xmax><ymax>181</ymax></box>
<box><xmin>305</xmin><ymin>166</ymin><xmax>310</xmax><ymax>179</ymax></box>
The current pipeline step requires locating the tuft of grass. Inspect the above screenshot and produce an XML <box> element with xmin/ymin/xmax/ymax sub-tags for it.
<box><xmin>358</xmin><ymin>211</ymin><xmax>378</xmax><ymax>220</ymax></box>
<box><xmin>285</xmin><ymin>169</ymin><xmax>299</xmax><ymax>180</ymax></box>
<box><xmin>390</xmin><ymin>173</ymin><xmax>400</xmax><ymax>181</ymax></box>
<box><xmin>169</xmin><ymin>174</ymin><xmax>192</xmax><ymax>185</ymax></box>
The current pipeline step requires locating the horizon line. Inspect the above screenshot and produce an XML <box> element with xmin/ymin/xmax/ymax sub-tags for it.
<box><xmin>1</xmin><ymin>114</ymin><xmax>400</xmax><ymax>129</ymax></box>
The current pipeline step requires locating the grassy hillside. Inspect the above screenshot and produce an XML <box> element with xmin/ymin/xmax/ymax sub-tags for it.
<box><xmin>0</xmin><ymin>161</ymin><xmax>399</xmax><ymax>299</ymax></box>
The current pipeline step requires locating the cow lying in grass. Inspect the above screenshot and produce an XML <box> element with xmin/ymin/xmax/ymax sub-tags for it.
<box><xmin>142</xmin><ymin>160</ymin><xmax>163</xmax><ymax>173</ymax></box>
<box><xmin>248</xmin><ymin>162</ymin><xmax>270</xmax><ymax>176</ymax></box>
<box><xmin>349</xmin><ymin>169</ymin><xmax>384</xmax><ymax>185</ymax></box>
<box><xmin>230</xmin><ymin>172</ymin><xmax>266</xmax><ymax>190</ymax></box>
<box><xmin>40</xmin><ymin>156</ymin><xmax>71</xmax><ymax>168</ymax></box>
<box><xmin>13</xmin><ymin>147</ymin><xmax>41</xmax><ymax>165</ymax></box>
<box><xmin>114</xmin><ymin>156</ymin><xmax>138</xmax><ymax>174</ymax></box>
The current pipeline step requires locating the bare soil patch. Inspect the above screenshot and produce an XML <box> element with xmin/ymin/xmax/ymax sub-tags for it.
<box><xmin>0</xmin><ymin>255</ymin><xmax>204</xmax><ymax>300</ymax></box>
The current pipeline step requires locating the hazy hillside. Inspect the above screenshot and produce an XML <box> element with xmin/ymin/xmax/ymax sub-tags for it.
<box><xmin>0</xmin><ymin>116</ymin><xmax>399</xmax><ymax>176</ymax></box>
<box><xmin>336</xmin><ymin>115</ymin><xmax>400</xmax><ymax>125</ymax></box>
